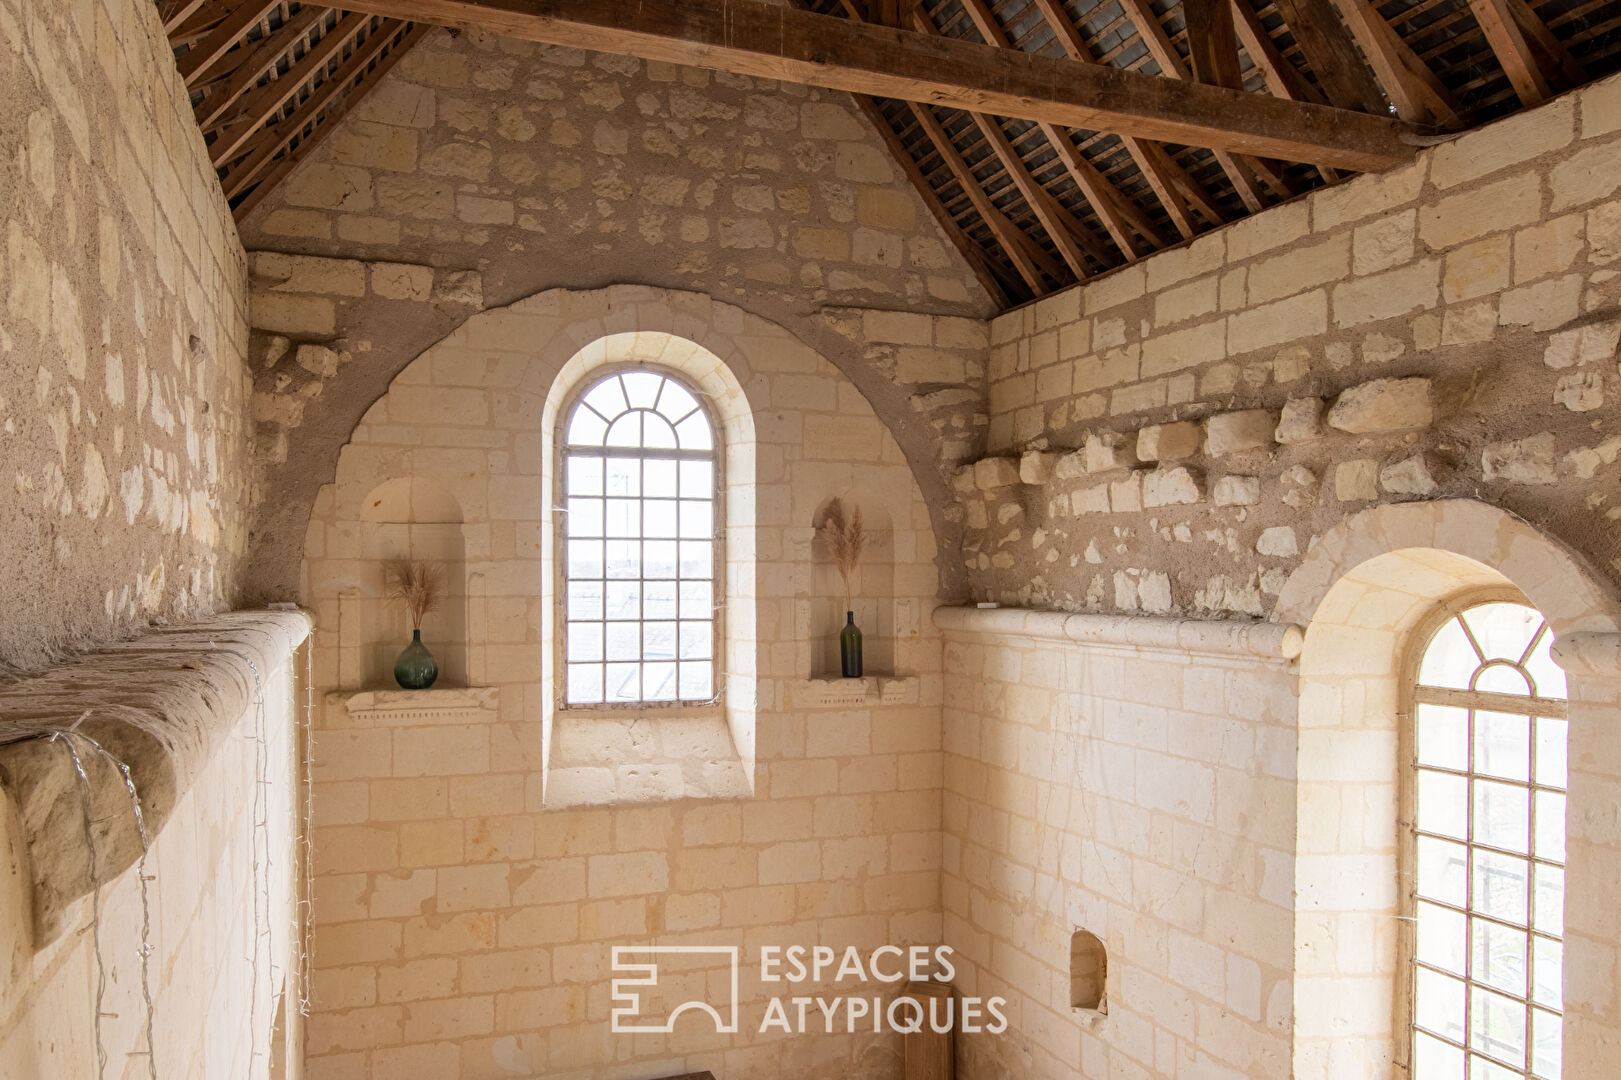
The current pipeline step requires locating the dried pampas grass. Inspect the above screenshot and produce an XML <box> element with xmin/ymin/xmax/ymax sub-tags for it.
<box><xmin>384</xmin><ymin>559</ymin><xmax>446</xmax><ymax>631</ymax></box>
<box><xmin>818</xmin><ymin>497</ymin><xmax>866</xmax><ymax>611</ymax></box>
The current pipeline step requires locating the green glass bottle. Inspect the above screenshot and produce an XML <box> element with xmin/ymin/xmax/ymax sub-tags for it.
<box><xmin>839</xmin><ymin>610</ymin><xmax>863</xmax><ymax>678</ymax></box>
<box><xmin>394</xmin><ymin>629</ymin><xmax>439</xmax><ymax>690</ymax></box>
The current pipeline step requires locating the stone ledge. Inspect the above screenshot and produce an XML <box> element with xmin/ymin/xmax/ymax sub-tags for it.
<box><xmin>0</xmin><ymin>610</ymin><xmax>313</xmax><ymax>946</ymax></box>
<box><xmin>933</xmin><ymin>605</ymin><xmax>1304</xmax><ymax>661</ymax></box>
<box><xmin>334</xmin><ymin>685</ymin><xmax>499</xmax><ymax>726</ymax></box>
<box><xmin>784</xmin><ymin>675</ymin><xmax>920</xmax><ymax>710</ymax></box>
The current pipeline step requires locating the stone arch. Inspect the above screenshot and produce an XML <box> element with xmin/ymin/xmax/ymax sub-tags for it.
<box><xmin>1279</xmin><ymin>499</ymin><xmax>1621</xmax><ymax>1079</ymax></box>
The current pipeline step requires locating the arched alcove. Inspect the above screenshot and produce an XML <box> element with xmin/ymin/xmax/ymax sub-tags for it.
<box><xmin>1280</xmin><ymin>500</ymin><xmax>1621</xmax><ymax>1079</ymax></box>
<box><xmin>808</xmin><ymin>492</ymin><xmax>895</xmax><ymax>678</ymax></box>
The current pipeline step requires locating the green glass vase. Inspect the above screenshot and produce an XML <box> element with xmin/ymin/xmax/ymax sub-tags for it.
<box><xmin>394</xmin><ymin>629</ymin><xmax>439</xmax><ymax>690</ymax></box>
<box><xmin>839</xmin><ymin>610</ymin><xmax>863</xmax><ymax>678</ymax></box>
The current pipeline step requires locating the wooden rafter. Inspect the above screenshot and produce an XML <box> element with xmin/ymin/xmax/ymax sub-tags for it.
<box><xmin>1469</xmin><ymin>0</ymin><xmax>1555</xmax><ymax>104</ymax></box>
<box><xmin>196</xmin><ymin>7</ymin><xmax>328</xmax><ymax>129</ymax></box>
<box><xmin>1185</xmin><ymin>0</ymin><xmax>1245</xmax><ymax>89</ymax></box>
<box><xmin>337</xmin><ymin>0</ymin><xmax>1415</xmax><ymax>170</ymax></box>
<box><xmin>1327</xmin><ymin>0</ymin><xmax>1465</xmax><ymax>125</ymax></box>
<box><xmin>178</xmin><ymin>0</ymin><xmax>284</xmax><ymax>86</ymax></box>
<box><xmin>1268</xmin><ymin>0</ymin><xmax>1388</xmax><ymax>112</ymax></box>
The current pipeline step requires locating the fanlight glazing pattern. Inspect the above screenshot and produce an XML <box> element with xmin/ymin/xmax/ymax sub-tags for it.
<box><xmin>1411</xmin><ymin>602</ymin><xmax>1567</xmax><ymax>1080</ymax></box>
<box><xmin>562</xmin><ymin>371</ymin><xmax>715</xmax><ymax>705</ymax></box>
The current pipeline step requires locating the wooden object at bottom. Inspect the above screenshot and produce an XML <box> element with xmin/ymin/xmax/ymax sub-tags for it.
<box><xmin>904</xmin><ymin>980</ymin><xmax>954</xmax><ymax>1080</ymax></box>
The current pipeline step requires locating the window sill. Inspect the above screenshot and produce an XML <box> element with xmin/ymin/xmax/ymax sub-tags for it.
<box><xmin>785</xmin><ymin>674</ymin><xmax>919</xmax><ymax>710</ymax></box>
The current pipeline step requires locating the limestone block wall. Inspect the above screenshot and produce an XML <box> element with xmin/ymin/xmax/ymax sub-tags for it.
<box><xmin>964</xmin><ymin>73</ymin><xmax>1621</xmax><ymax>615</ymax></box>
<box><xmin>237</xmin><ymin>26</ymin><xmax>993</xmax><ymax>602</ymax></box>
<box><xmin>0</xmin><ymin>612</ymin><xmax>312</xmax><ymax>1079</ymax></box>
<box><xmin>300</xmin><ymin>286</ymin><xmax>946</xmax><ymax>1079</ymax></box>
<box><xmin>0</xmin><ymin>0</ymin><xmax>254</xmax><ymax>669</ymax></box>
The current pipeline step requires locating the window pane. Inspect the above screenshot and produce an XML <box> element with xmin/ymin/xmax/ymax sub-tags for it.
<box><xmin>1470</xmin><ymin>1056</ymin><xmax>1522</xmax><ymax>1080</ymax></box>
<box><xmin>680</xmin><ymin>660</ymin><xmax>712</xmax><ymax>700</ymax></box>
<box><xmin>604</xmin><ymin>581</ymin><xmax>640</xmax><ymax>621</ymax></box>
<box><xmin>680</xmin><ymin>499</ymin><xmax>712</xmax><ymax>539</ymax></box>
<box><xmin>643</xmin><ymin>621</ymin><xmax>677</xmax><ymax>661</ymax></box>
<box><xmin>606</xmin><ymin>457</ymin><xmax>640</xmax><ymax>496</ymax></box>
<box><xmin>1531</xmin><ymin>937</ymin><xmax>1562</xmax><ymax>1009</ymax></box>
<box><xmin>567</xmin><ymin>539</ymin><xmax>602</xmax><ymax>579</ymax></box>
<box><xmin>1471</xmin><ymin>984</ymin><xmax>1526</xmax><ymax>1068</ymax></box>
<box><xmin>645</xmin><ymin>541</ymin><xmax>678</xmax><ymax>579</ymax></box>
<box><xmin>676</xmin><ymin>412</ymin><xmax>712</xmax><ymax>450</ymax></box>
<box><xmin>680</xmin><ymin>580</ymin><xmax>712</xmax><ymax>619</ymax></box>
<box><xmin>567</xmin><ymin>497</ymin><xmax>603</xmax><ymax>538</ymax></box>
<box><xmin>1472</xmin><ymin>919</ymin><xmax>1527</xmax><ymax>997</ymax></box>
<box><xmin>567</xmin><ymin>455</ymin><xmax>603</xmax><ymax>494</ymax></box>
<box><xmin>568</xmin><ymin>408</ymin><xmax>609</xmax><ymax>446</ymax></box>
<box><xmin>1474</xmin><ymin>851</ymin><xmax>1529</xmax><ymax>926</ymax></box>
<box><xmin>1416</xmin><ymin>966</ymin><xmax>1467</xmax><ymax>1043</ymax></box>
<box><xmin>620</xmin><ymin>371</ymin><xmax>663</xmax><ymax>408</ymax></box>
<box><xmin>680</xmin><ymin>540</ymin><xmax>713</xmax><ymax>579</ymax></box>
<box><xmin>567</xmin><ymin>622</ymin><xmax>603</xmax><ymax>662</ymax></box>
<box><xmin>1534</xmin><ymin>792</ymin><xmax>1566</xmax><ymax>862</ymax></box>
<box><xmin>1415</xmin><ymin>1032</ymin><xmax>1464</xmax><ymax>1080</ymax></box>
<box><xmin>567</xmin><ymin>663</ymin><xmax>603</xmax><ymax>704</ymax></box>
<box><xmin>1418</xmin><ymin>704</ymin><xmax>1470</xmax><ymax>771</ymax></box>
<box><xmin>643</xmin><ymin>661</ymin><xmax>678</xmax><ymax>701</ymax></box>
<box><xmin>568</xmin><ymin>581</ymin><xmax>603</xmax><ymax>621</ymax></box>
<box><xmin>656</xmin><ymin>379</ymin><xmax>699</xmax><ymax>422</ymax></box>
<box><xmin>643</xmin><ymin>581</ymin><xmax>678</xmax><ymax>620</ymax></box>
<box><xmin>1530</xmin><ymin>1008</ymin><xmax>1561</xmax><ymax>1078</ymax></box>
<box><xmin>1533</xmin><ymin>865</ymin><xmax>1563</xmax><ymax>936</ymax></box>
<box><xmin>680</xmin><ymin>621</ymin><xmax>712</xmax><ymax>660</ymax></box>
<box><xmin>644</xmin><ymin>500</ymin><xmax>678</xmax><ymax>538</ymax></box>
<box><xmin>1417</xmin><ymin>900</ymin><xmax>1467</xmax><ymax>975</ymax></box>
<box><xmin>606</xmin><ymin>413</ymin><xmax>641</xmax><ymax>448</ymax></box>
<box><xmin>1475</xmin><ymin>663</ymin><xmax>1533</xmax><ymax>696</ymax></box>
<box><xmin>680</xmin><ymin>459</ymin><xmax>713</xmax><ymax>496</ymax></box>
<box><xmin>1523</xmin><ymin>628</ymin><xmax>1567</xmax><ymax>701</ymax></box>
<box><xmin>1419</xmin><ymin>769</ymin><xmax>1470</xmax><ymax>840</ymax></box>
<box><xmin>605</xmin><ymin>623</ymin><xmax>640</xmax><ymax>662</ymax></box>
<box><xmin>1464</xmin><ymin>603</ymin><xmax>1542</xmax><ymax>665</ymax></box>
<box><xmin>644</xmin><ymin>457</ymin><xmax>677</xmax><ymax>494</ymax></box>
<box><xmin>1418</xmin><ymin>837</ymin><xmax>1469</xmax><ymax>907</ymax></box>
<box><xmin>643</xmin><ymin>413</ymin><xmax>679</xmax><ymax>449</ymax></box>
<box><xmin>1474</xmin><ymin>712</ymin><xmax>1530</xmax><ymax>782</ymax></box>
<box><xmin>605</xmin><ymin>498</ymin><xmax>640</xmax><ymax>538</ymax></box>
<box><xmin>1421</xmin><ymin>617</ymin><xmax>1479</xmax><ymax>689</ymax></box>
<box><xmin>1534</xmin><ymin>718</ymin><xmax>1567</xmax><ymax>789</ymax></box>
<box><xmin>1474</xmin><ymin>780</ymin><xmax>1529</xmax><ymax>853</ymax></box>
<box><xmin>605</xmin><ymin>662</ymin><xmax>640</xmax><ymax>702</ymax></box>
<box><xmin>583</xmin><ymin>376</ymin><xmax>627</xmax><ymax>418</ymax></box>
<box><xmin>605</xmin><ymin>540</ymin><xmax>640</xmax><ymax>579</ymax></box>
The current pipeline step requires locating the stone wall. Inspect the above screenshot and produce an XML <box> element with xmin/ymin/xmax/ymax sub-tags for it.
<box><xmin>964</xmin><ymin>74</ymin><xmax>1621</xmax><ymax>615</ymax></box>
<box><xmin>0</xmin><ymin>612</ymin><xmax>311</xmax><ymax>1078</ymax></box>
<box><xmin>300</xmin><ymin>286</ymin><xmax>946</xmax><ymax>1079</ymax></box>
<box><xmin>0</xmin><ymin>0</ymin><xmax>254</xmax><ymax>670</ymax></box>
<box><xmin>238</xmin><ymin>26</ymin><xmax>993</xmax><ymax>602</ymax></box>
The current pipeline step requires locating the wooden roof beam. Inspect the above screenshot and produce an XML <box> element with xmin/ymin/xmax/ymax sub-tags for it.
<box><xmin>1268</xmin><ymin>0</ymin><xmax>1388</xmax><ymax>112</ymax></box>
<box><xmin>177</xmin><ymin>0</ymin><xmax>285</xmax><ymax>87</ymax></box>
<box><xmin>196</xmin><ymin>7</ymin><xmax>328</xmax><ymax>129</ymax></box>
<box><xmin>1184</xmin><ymin>0</ymin><xmax>1245</xmax><ymax>90</ymax></box>
<box><xmin>1469</xmin><ymin>0</ymin><xmax>1553</xmax><ymax>105</ymax></box>
<box><xmin>338</xmin><ymin>0</ymin><xmax>1417</xmax><ymax>171</ymax></box>
<box><xmin>1327</xmin><ymin>0</ymin><xmax>1464</xmax><ymax>126</ymax></box>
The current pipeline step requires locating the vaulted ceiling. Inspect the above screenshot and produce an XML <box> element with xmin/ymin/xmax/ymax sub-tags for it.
<box><xmin>160</xmin><ymin>0</ymin><xmax>1621</xmax><ymax>308</ymax></box>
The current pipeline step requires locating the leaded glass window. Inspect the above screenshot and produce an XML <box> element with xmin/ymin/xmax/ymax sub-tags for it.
<box><xmin>1410</xmin><ymin>601</ymin><xmax>1567</xmax><ymax>1080</ymax></box>
<box><xmin>562</xmin><ymin>370</ymin><xmax>716</xmax><ymax>705</ymax></box>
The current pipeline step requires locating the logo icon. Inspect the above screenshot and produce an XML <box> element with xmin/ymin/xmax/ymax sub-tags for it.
<box><xmin>610</xmin><ymin>945</ymin><xmax>740</xmax><ymax>1034</ymax></box>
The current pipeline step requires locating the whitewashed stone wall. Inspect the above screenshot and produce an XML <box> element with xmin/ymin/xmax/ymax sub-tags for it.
<box><xmin>0</xmin><ymin>0</ymin><xmax>254</xmax><ymax>669</ymax></box>
<box><xmin>965</xmin><ymin>73</ymin><xmax>1621</xmax><ymax>616</ymax></box>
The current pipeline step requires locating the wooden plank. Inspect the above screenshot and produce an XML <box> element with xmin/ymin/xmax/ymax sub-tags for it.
<box><xmin>226</xmin><ymin>22</ymin><xmax>420</xmax><ymax>203</ymax></box>
<box><xmin>1327</xmin><ymin>0</ymin><xmax>1464</xmax><ymax>126</ymax></box>
<box><xmin>208</xmin><ymin>13</ymin><xmax>371</xmax><ymax>167</ymax></box>
<box><xmin>1507</xmin><ymin>0</ymin><xmax>1586</xmax><ymax>84</ymax></box>
<box><xmin>1469</xmin><ymin>0</ymin><xmax>1554</xmax><ymax>104</ymax></box>
<box><xmin>196</xmin><ymin>7</ymin><xmax>328</xmax><ymax>129</ymax></box>
<box><xmin>177</xmin><ymin>0</ymin><xmax>284</xmax><ymax>87</ymax></box>
<box><xmin>1269</xmin><ymin>0</ymin><xmax>1388</xmax><ymax>112</ymax></box>
<box><xmin>161</xmin><ymin>0</ymin><xmax>210</xmax><ymax>35</ymax></box>
<box><xmin>337</xmin><ymin>0</ymin><xmax>1416</xmax><ymax>171</ymax></box>
<box><xmin>1231</xmin><ymin>0</ymin><xmax>1326</xmax><ymax>102</ymax></box>
<box><xmin>1184</xmin><ymin>0</ymin><xmax>1245</xmax><ymax>89</ymax></box>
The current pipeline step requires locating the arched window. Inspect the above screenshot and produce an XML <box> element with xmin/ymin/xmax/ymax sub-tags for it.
<box><xmin>561</xmin><ymin>369</ymin><xmax>717</xmax><ymax>705</ymax></box>
<box><xmin>1409</xmin><ymin>599</ymin><xmax>1567</xmax><ymax>1080</ymax></box>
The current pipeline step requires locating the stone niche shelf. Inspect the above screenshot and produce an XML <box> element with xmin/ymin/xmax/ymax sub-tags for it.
<box><xmin>783</xmin><ymin>674</ymin><xmax>920</xmax><ymax>710</ymax></box>
<box><xmin>332</xmin><ymin>685</ymin><xmax>499</xmax><ymax>726</ymax></box>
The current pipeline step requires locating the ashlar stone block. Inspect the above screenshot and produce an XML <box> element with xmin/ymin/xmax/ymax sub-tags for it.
<box><xmin>1326</xmin><ymin>377</ymin><xmax>1433</xmax><ymax>434</ymax></box>
<box><xmin>1204</xmin><ymin>410</ymin><xmax>1276</xmax><ymax>456</ymax></box>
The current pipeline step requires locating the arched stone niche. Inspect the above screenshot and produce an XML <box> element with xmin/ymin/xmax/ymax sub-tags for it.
<box><xmin>335</xmin><ymin>476</ymin><xmax>467</xmax><ymax>688</ymax></box>
<box><xmin>1278</xmin><ymin>499</ymin><xmax>1621</xmax><ymax>1080</ymax></box>
<box><xmin>1070</xmin><ymin>929</ymin><xmax>1108</xmax><ymax>1013</ymax></box>
<box><xmin>807</xmin><ymin>491</ymin><xmax>896</xmax><ymax>678</ymax></box>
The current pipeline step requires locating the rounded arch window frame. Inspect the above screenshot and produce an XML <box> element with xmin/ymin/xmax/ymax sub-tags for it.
<box><xmin>1397</xmin><ymin>584</ymin><xmax>1568</xmax><ymax>1080</ymax></box>
<box><xmin>553</xmin><ymin>361</ymin><xmax>726</xmax><ymax>711</ymax></box>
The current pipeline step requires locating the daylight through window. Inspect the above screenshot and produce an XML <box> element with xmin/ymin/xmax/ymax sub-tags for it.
<box><xmin>562</xmin><ymin>370</ymin><xmax>717</xmax><ymax>705</ymax></box>
<box><xmin>1410</xmin><ymin>601</ymin><xmax>1567</xmax><ymax>1080</ymax></box>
